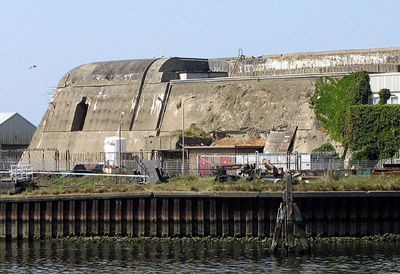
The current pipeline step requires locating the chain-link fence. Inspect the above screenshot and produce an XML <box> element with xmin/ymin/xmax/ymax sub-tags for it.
<box><xmin>163</xmin><ymin>153</ymin><xmax>390</xmax><ymax>176</ymax></box>
<box><xmin>2</xmin><ymin>149</ymin><xmax>398</xmax><ymax>176</ymax></box>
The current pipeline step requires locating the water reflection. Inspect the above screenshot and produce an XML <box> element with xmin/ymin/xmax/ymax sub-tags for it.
<box><xmin>0</xmin><ymin>240</ymin><xmax>400</xmax><ymax>273</ymax></box>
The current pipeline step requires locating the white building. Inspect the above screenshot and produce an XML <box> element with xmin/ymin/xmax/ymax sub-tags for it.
<box><xmin>0</xmin><ymin>112</ymin><xmax>36</xmax><ymax>150</ymax></box>
<box><xmin>369</xmin><ymin>73</ymin><xmax>400</xmax><ymax>105</ymax></box>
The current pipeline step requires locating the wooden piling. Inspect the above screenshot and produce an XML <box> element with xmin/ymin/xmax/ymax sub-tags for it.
<box><xmin>197</xmin><ymin>199</ymin><xmax>204</xmax><ymax>236</ymax></box>
<box><xmin>56</xmin><ymin>201</ymin><xmax>63</xmax><ymax>238</ymax></box>
<box><xmin>173</xmin><ymin>198</ymin><xmax>180</xmax><ymax>236</ymax></box>
<box><xmin>11</xmin><ymin>203</ymin><xmax>18</xmax><ymax>239</ymax></box>
<box><xmin>115</xmin><ymin>199</ymin><xmax>122</xmax><ymax>236</ymax></box>
<box><xmin>149</xmin><ymin>198</ymin><xmax>157</xmax><ymax>236</ymax></box>
<box><xmin>161</xmin><ymin>198</ymin><xmax>168</xmax><ymax>237</ymax></box>
<box><xmin>185</xmin><ymin>199</ymin><xmax>192</xmax><ymax>236</ymax></box>
<box><xmin>34</xmin><ymin>202</ymin><xmax>40</xmax><ymax>238</ymax></box>
<box><xmin>138</xmin><ymin>198</ymin><xmax>145</xmax><ymax>236</ymax></box>
<box><xmin>221</xmin><ymin>198</ymin><xmax>229</xmax><ymax>237</ymax></box>
<box><xmin>257</xmin><ymin>198</ymin><xmax>265</xmax><ymax>237</ymax></box>
<box><xmin>209</xmin><ymin>198</ymin><xmax>217</xmax><ymax>236</ymax></box>
<box><xmin>126</xmin><ymin>199</ymin><xmax>133</xmax><ymax>236</ymax></box>
<box><xmin>80</xmin><ymin>200</ymin><xmax>87</xmax><ymax>236</ymax></box>
<box><xmin>45</xmin><ymin>202</ymin><xmax>52</xmax><ymax>238</ymax></box>
<box><xmin>68</xmin><ymin>200</ymin><xmax>75</xmax><ymax>236</ymax></box>
<box><xmin>0</xmin><ymin>202</ymin><xmax>6</xmax><ymax>239</ymax></box>
<box><xmin>233</xmin><ymin>199</ymin><xmax>241</xmax><ymax>237</ymax></box>
<box><xmin>22</xmin><ymin>203</ymin><xmax>29</xmax><ymax>239</ymax></box>
<box><xmin>91</xmin><ymin>199</ymin><xmax>99</xmax><ymax>236</ymax></box>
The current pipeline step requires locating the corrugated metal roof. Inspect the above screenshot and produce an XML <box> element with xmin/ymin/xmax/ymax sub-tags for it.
<box><xmin>0</xmin><ymin>112</ymin><xmax>16</xmax><ymax>125</ymax></box>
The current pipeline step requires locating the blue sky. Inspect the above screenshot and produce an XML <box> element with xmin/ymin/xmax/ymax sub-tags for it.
<box><xmin>1</xmin><ymin>0</ymin><xmax>399</xmax><ymax>126</ymax></box>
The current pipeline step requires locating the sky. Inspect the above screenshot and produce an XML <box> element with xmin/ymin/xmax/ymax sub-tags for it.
<box><xmin>0</xmin><ymin>0</ymin><xmax>399</xmax><ymax>126</ymax></box>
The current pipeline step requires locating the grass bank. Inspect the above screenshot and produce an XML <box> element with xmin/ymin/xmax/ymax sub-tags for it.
<box><xmin>9</xmin><ymin>174</ymin><xmax>400</xmax><ymax>196</ymax></box>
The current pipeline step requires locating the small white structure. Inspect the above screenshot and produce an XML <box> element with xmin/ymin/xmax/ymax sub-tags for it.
<box><xmin>104</xmin><ymin>136</ymin><xmax>126</xmax><ymax>166</ymax></box>
<box><xmin>369</xmin><ymin>73</ymin><xmax>400</xmax><ymax>105</ymax></box>
<box><xmin>0</xmin><ymin>112</ymin><xmax>36</xmax><ymax>149</ymax></box>
<box><xmin>179</xmin><ymin>72</ymin><xmax>227</xmax><ymax>80</ymax></box>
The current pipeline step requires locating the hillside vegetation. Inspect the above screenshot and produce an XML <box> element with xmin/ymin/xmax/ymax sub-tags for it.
<box><xmin>310</xmin><ymin>71</ymin><xmax>400</xmax><ymax>160</ymax></box>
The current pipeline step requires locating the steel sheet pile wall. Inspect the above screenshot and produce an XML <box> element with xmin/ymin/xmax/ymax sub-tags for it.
<box><xmin>0</xmin><ymin>193</ymin><xmax>399</xmax><ymax>239</ymax></box>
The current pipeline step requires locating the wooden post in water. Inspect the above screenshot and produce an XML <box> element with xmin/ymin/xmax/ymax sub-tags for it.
<box><xmin>270</xmin><ymin>172</ymin><xmax>310</xmax><ymax>254</ymax></box>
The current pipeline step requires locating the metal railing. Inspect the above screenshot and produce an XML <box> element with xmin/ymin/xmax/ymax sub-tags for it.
<box><xmin>10</xmin><ymin>165</ymin><xmax>33</xmax><ymax>183</ymax></box>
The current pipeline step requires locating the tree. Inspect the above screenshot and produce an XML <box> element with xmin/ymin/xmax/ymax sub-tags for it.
<box><xmin>378</xmin><ymin>88</ymin><xmax>391</xmax><ymax>105</ymax></box>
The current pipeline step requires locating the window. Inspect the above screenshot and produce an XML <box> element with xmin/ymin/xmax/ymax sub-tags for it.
<box><xmin>71</xmin><ymin>97</ymin><xmax>88</xmax><ymax>131</ymax></box>
<box><xmin>391</xmin><ymin>95</ymin><xmax>398</xmax><ymax>105</ymax></box>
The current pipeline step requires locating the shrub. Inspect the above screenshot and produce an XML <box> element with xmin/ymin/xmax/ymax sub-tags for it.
<box><xmin>346</xmin><ymin>105</ymin><xmax>400</xmax><ymax>159</ymax></box>
<box><xmin>312</xmin><ymin>143</ymin><xmax>336</xmax><ymax>153</ymax></box>
<box><xmin>378</xmin><ymin>88</ymin><xmax>391</xmax><ymax>105</ymax></box>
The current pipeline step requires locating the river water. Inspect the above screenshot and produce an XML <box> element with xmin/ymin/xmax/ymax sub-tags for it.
<box><xmin>0</xmin><ymin>239</ymin><xmax>400</xmax><ymax>273</ymax></box>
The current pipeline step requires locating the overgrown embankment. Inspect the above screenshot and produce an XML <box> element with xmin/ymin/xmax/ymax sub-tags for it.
<box><xmin>10</xmin><ymin>174</ymin><xmax>400</xmax><ymax>196</ymax></box>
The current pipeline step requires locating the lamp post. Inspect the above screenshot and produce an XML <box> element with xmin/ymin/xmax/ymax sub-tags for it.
<box><xmin>119</xmin><ymin>112</ymin><xmax>124</xmax><ymax>172</ymax></box>
<box><xmin>181</xmin><ymin>95</ymin><xmax>196</xmax><ymax>174</ymax></box>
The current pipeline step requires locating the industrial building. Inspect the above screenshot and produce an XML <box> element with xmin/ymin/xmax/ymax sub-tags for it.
<box><xmin>20</xmin><ymin>47</ymin><xmax>400</xmax><ymax>170</ymax></box>
<box><xmin>0</xmin><ymin>112</ymin><xmax>36</xmax><ymax>150</ymax></box>
<box><xmin>0</xmin><ymin>112</ymin><xmax>36</xmax><ymax>170</ymax></box>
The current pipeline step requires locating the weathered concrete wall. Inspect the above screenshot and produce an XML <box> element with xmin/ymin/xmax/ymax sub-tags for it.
<box><xmin>160</xmin><ymin>76</ymin><xmax>326</xmax><ymax>153</ymax></box>
<box><xmin>228</xmin><ymin>48</ymin><xmax>400</xmax><ymax>76</ymax></box>
<box><xmin>25</xmin><ymin>64</ymin><xmax>331</xmax><ymax>164</ymax></box>
<box><xmin>26</xmin><ymin>48</ymin><xmax>400</xmax><ymax>165</ymax></box>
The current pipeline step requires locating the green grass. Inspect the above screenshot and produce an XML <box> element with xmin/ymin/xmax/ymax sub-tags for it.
<box><xmin>142</xmin><ymin>175</ymin><xmax>285</xmax><ymax>192</ymax></box>
<box><xmin>8</xmin><ymin>174</ymin><xmax>400</xmax><ymax>196</ymax></box>
<box><xmin>293</xmin><ymin>175</ymin><xmax>400</xmax><ymax>192</ymax></box>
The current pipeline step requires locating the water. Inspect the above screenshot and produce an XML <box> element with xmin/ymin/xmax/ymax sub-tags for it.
<box><xmin>0</xmin><ymin>240</ymin><xmax>400</xmax><ymax>273</ymax></box>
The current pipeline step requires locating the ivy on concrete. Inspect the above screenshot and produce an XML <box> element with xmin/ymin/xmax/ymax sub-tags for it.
<box><xmin>309</xmin><ymin>71</ymin><xmax>400</xmax><ymax>159</ymax></box>
<box><xmin>310</xmin><ymin>71</ymin><xmax>371</xmax><ymax>146</ymax></box>
<box><xmin>346</xmin><ymin>105</ymin><xmax>400</xmax><ymax>160</ymax></box>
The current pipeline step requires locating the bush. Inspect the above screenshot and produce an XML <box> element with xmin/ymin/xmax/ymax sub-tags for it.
<box><xmin>378</xmin><ymin>88</ymin><xmax>391</xmax><ymax>105</ymax></box>
<box><xmin>312</xmin><ymin>143</ymin><xmax>336</xmax><ymax>153</ymax></box>
<box><xmin>346</xmin><ymin>105</ymin><xmax>400</xmax><ymax>159</ymax></box>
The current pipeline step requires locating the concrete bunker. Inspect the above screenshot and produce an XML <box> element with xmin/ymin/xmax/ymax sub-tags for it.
<box><xmin>71</xmin><ymin>97</ymin><xmax>88</xmax><ymax>131</ymax></box>
<box><xmin>22</xmin><ymin>48</ymin><xmax>400</xmax><ymax>169</ymax></box>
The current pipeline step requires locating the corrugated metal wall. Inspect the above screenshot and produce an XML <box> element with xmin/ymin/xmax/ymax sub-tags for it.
<box><xmin>0</xmin><ymin>113</ymin><xmax>36</xmax><ymax>145</ymax></box>
<box><xmin>370</xmin><ymin>73</ymin><xmax>400</xmax><ymax>93</ymax></box>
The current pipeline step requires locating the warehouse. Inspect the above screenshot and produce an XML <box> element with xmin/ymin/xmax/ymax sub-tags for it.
<box><xmin>0</xmin><ymin>112</ymin><xmax>36</xmax><ymax>169</ymax></box>
<box><xmin>0</xmin><ymin>112</ymin><xmax>36</xmax><ymax>150</ymax></box>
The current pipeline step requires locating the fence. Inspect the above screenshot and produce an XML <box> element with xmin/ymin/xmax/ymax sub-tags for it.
<box><xmin>0</xmin><ymin>150</ymin><xmax>24</xmax><ymax>171</ymax></box>
<box><xmin>165</xmin><ymin>153</ymin><xmax>391</xmax><ymax>176</ymax></box>
<box><xmin>2</xmin><ymin>149</ymin><xmax>399</xmax><ymax>175</ymax></box>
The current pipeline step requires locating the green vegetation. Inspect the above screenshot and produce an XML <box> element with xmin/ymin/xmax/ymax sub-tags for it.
<box><xmin>310</xmin><ymin>71</ymin><xmax>400</xmax><ymax>160</ymax></box>
<box><xmin>294</xmin><ymin>175</ymin><xmax>400</xmax><ymax>192</ymax></box>
<box><xmin>310</xmin><ymin>71</ymin><xmax>371</xmax><ymax>145</ymax></box>
<box><xmin>378</xmin><ymin>88</ymin><xmax>391</xmax><ymax>105</ymax></box>
<box><xmin>345</xmin><ymin>105</ymin><xmax>400</xmax><ymax>159</ymax></box>
<box><xmin>11</xmin><ymin>174</ymin><xmax>400</xmax><ymax>196</ymax></box>
<box><xmin>170</xmin><ymin>123</ymin><xmax>211</xmax><ymax>138</ymax></box>
<box><xmin>312</xmin><ymin>143</ymin><xmax>336</xmax><ymax>154</ymax></box>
